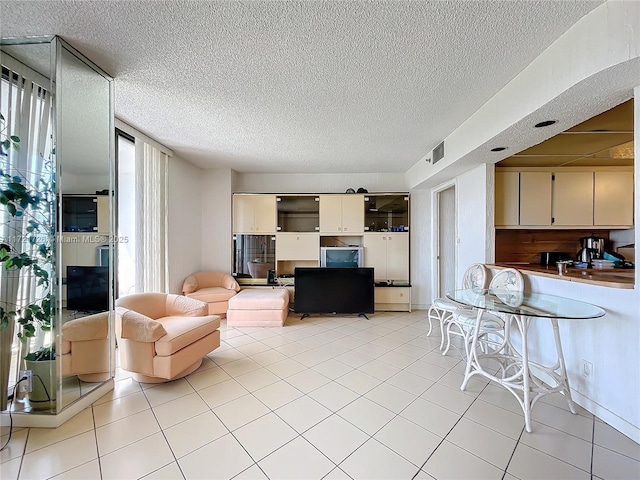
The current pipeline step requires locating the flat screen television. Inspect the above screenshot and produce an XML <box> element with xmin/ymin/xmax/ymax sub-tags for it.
<box><xmin>66</xmin><ymin>266</ymin><xmax>109</xmax><ymax>312</ymax></box>
<box><xmin>294</xmin><ymin>267</ymin><xmax>374</xmax><ymax>318</ymax></box>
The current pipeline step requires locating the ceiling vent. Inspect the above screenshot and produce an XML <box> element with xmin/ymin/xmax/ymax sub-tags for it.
<box><xmin>432</xmin><ymin>141</ymin><xmax>445</xmax><ymax>164</ymax></box>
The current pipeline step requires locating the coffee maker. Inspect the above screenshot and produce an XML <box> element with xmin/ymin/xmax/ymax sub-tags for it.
<box><xmin>577</xmin><ymin>235</ymin><xmax>605</xmax><ymax>264</ymax></box>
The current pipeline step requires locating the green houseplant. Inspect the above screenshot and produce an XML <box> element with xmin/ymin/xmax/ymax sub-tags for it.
<box><xmin>0</xmin><ymin>112</ymin><xmax>56</xmax><ymax>410</ymax></box>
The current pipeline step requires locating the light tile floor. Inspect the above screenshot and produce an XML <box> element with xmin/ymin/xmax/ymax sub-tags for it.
<box><xmin>2</xmin><ymin>311</ymin><xmax>640</xmax><ymax>479</ymax></box>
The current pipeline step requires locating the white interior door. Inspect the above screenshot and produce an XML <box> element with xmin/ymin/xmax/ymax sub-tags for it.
<box><xmin>437</xmin><ymin>186</ymin><xmax>456</xmax><ymax>298</ymax></box>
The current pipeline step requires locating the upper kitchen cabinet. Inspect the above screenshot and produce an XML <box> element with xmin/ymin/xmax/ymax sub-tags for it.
<box><xmin>233</xmin><ymin>194</ymin><xmax>277</xmax><ymax>234</ymax></box>
<box><xmin>276</xmin><ymin>195</ymin><xmax>319</xmax><ymax>232</ymax></box>
<box><xmin>495</xmin><ymin>167</ymin><xmax>634</xmax><ymax>229</ymax></box>
<box><xmin>319</xmin><ymin>194</ymin><xmax>364</xmax><ymax>234</ymax></box>
<box><xmin>364</xmin><ymin>194</ymin><xmax>409</xmax><ymax>232</ymax></box>
<box><xmin>594</xmin><ymin>171</ymin><xmax>634</xmax><ymax>227</ymax></box>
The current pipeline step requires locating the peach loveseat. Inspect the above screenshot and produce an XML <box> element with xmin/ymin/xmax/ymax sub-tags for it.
<box><xmin>115</xmin><ymin>293</ymin><xmax>220</xmax><ymax>383</ymax></box>
<box><xmin>60</xmin><ymin>311</ymin><xmax>111</xmax><ymax>382</ymax></box>
<box><xmin>182</xmin><ymin>271</ymin><xmax>240</xmax><ymax>318</ymax></box>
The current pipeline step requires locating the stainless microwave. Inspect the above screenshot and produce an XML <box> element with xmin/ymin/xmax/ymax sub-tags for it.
<box><xmin>320</xmin><ymin>246</ymin><xmax>364</xmax><ymax>268</ymax></box>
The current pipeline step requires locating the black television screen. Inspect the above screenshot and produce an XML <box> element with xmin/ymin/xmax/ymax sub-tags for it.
<box><xmin>66</xmin><ymin>266</ymin><xmax>109</xmax><ymax>312</ymax></box>
<box><xmin>294</xmin><ymin>267</ymin><xmax>374</xmax><ymax>316</ymax></box>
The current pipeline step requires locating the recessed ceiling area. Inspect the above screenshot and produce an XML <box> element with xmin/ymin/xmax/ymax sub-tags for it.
<box><xmin>498</xmin><ymin>99</ymin><xmax>634</xmax><ymax>168</ymax></box>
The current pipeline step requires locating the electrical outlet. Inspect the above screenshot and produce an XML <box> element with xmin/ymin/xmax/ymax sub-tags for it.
<box><xmin>19</xmin><ymin>369</ymin><xmax>33</xmax><ymax>392</ymax></box>
<box><xmin>582</xmin><ymin>360</ymin><xmax>593</xmax><ymax>379</ymax></box>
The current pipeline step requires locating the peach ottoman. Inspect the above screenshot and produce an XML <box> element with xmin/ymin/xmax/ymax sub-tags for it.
<box><xmin>226</xmin><ymin>289</ymin><xmax>289</xmax><ymax>327</ymax></box>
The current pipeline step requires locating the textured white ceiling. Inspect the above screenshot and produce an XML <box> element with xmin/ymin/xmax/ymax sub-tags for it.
<box><xmin>1</xmin><ymin>0</ymin><xmax>603</xmax><ymax>173</ymax></box>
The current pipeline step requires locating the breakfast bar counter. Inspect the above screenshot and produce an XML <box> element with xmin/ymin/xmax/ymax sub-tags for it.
<box><xmin>490</xmin><ymin>263</ymin><xmax>635</xmax><ymax>289</ymax></box>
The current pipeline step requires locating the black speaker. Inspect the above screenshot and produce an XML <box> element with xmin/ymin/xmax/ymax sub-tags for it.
<box><xmin>267</xmin><ymin>269</ymin><xmax>276</xmax><ymax>285</ymax></box>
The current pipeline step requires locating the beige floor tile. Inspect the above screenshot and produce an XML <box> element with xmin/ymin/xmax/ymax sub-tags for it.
<box><xmin>152</xmin><ymin>392</ymin><xmax>209</xmax><ymax>429</ymax></box>
<box><xmin>92</xmin><ymin>390</ymin><xmax>151</xmax><ymax>427</ymax></box>
<box><xmin>376</xmin><ymin>350</ymin><xmax>418</xmax><ymax>369</ymax></box>
<box><xmin>404</xmin><ymin>359</ymin><xmax>449</xmax><ymax>382</ymax></box>
<box><xmin>308</xmin><ymin>381</ymin><xmax>359</xmax><ymax>412</ymax></box>
<box><xmin>264</xmin><ymin>358</ymin><xmax>308</xmax><ymax>378</ymax></box>
<box><xmin>235</xmin><ymin>341</ymin><xmax>271</xmax><ymax>356</ymax></box>
<box><xmin>233</xmin><ymin>463</ymin><xmax>268</xmax><ymax>479</ymax></box>
<box><xmin>1</xmin><ymin>428</ymin><xmax>28</xmax><ymax>464</ymax></box>
<box><xmin>592</xmin><ymin>444</ymin><xmax>640</xmax><ymax>480</ymax></box>
<box><xmin>185</xmin><ymin>365</ymin><xmax>232</xmax><ymax>391</ymax></box>
<box><xmin>233</xmin><ymin>413</ymin><xmax>298</xmax><ymax>461</ymax></box>
<box><xmin>143</xmin><ymin>378</ymin><xmax>195</xmax><ymax>407</ymax></box>
<box><xmin>438</xmin><ymin>369</ymin><xmax>487</xmax><ymax>397</ymax></box>
<box><xmin>100</xmin><ymin>432</ymin><xmax>174</xmax><ymax>480</ymax></box>
<box><xmin>292</xmin><ymin>349</ymin><xmax>333</xmax><ymax>368</ymax></box>
<box><xmin>179</xmin><ymin>433</ymin><xmax>254</xmax><ymax>480</ymax></box>
<box><xmin>594</xmin><ymin>421</ymin><xmax>640</xmax><ymax>460</ymax></box>
<box><xmin>530</xmin><ymin>401</ymin><xmax>593</xmax><ymax>442</ymax></box>
<box><xmin>220</xmin><ymin>357</ymin><xmax>262</xmax><ymax>377</ymax></box>
<box><xmin>93</xmin><ymin>377</ymin><xmax>142</xmax><ymax>405</ymax></box>
<box><xmin>420</xmin><ymin>383</ymin><xmax>476</xmax><ymax>415</ymax></box>
<box><xmin>225</xmin><ymin>334</ymin><xmax>259</xmax><ymax>348</ymax></box>
<box><xmin>312</xmin><ymin>359</ymin><xmax>354</xmax><ymax>380</ymax></box>
<box><xmin>198</xmin><ymin>378</ymin><xmax>249</xmax><ymax>409</ymax></box>
<box><xmin>538</xmin><ymin>390</ymin><xmax>592</xmax><ymax>418</ymax></box>
<box><xmin>253</xmin><ymin>380</ymin><xmax>303</xmax><ymax>409</ymax></box>
<box><xmin>400</xmin><ymin>397</ymin><xmax>460</xmax><ymax>437</ymax></box>
<box><xmin>337</xmin><ymin>397</ymin><xmax>395</xmax><ymax>435</ymax></box>
<box><xmin>374</xmin><ymin>415</ymin><xmax>442</xmax><ymax>467</ymax></box>
<box><xmin>386</xmin><ymin>370</ymin><xmax>434</xmax><ymax>396</ymax></box>
<box><xmin>96</xmin><ymin>409</ymin><xmax>160</xmax><ymax>455</ymax></box>
<box><xmin>519</xmin><ymin>421</ymin><xmax>592</xmax><ymax>472</ymax></box>
<box><xmin>422</xmin><ymin>350</ymin><xmax>462</xmax><ymax>369</ymax></box>
<box><xmin>391</xmin><ymin>343</ymin><xmax>430</xmax><ymax>359</ymax></box>
<box><xmin>508</xmin><ymin>443</ymin><xmax>590</xmax><ymax>480</ymax></box>
<box><xmin>477</xmin><ymin>383</ymin><xmax>524</xmax><ymax>416</ymax></box>
<box><xmin>214</xmin><ymin>393</ymin><xmax>270</xmax><ymax>431</ymax></box>
<box><xmin>163</xmin><ymin>411</ymin><xmax>228</xmax><ymax>459</ymax></box>
<box><xmin>23</xmin><ymin>408</ymin><xmax>92</xmax><ymax>454</ymax></box>
<box><xmin>364</xmin><ymin>382</ymin><xmax>416</xmax><ymax>414</ymax></box>
<box><xmin>19</xmin><ymin>430</ymin><xmax>97</xmax><ymax>480</ymax></box>
<box><xmin>259</xmin><ymin>436</ymin><xmax>334</xmax><ymax>480</ymax></box>
<box><xmin>208</xmin><ymin>347</ymin><xmax>247</xmax><ymax>365</ymax></box>
<box><xmin>446</xmin><ymin>417</ymin><xmax>517</xmax><ymax>470</ymax></box>
<box><xmin>334</xmin><ymin>350</ymin><xmax>376</xmax><ymax>369</ymax></box>
<box><xmin>250</xmin><ymin>349</ymin><xmax>288</xmax><ymax>366</ymax></box>
<box><xmin>285</xmin><ymin>369</ymin><xmax>331</xmax><ymax>393</ymax></box>
<box><xmin>273</xmin><ymin>341</ymin><xmax>312</xmax><ymax>357</ymax></box>
<box><xmin>335</xmin><ymin>369</ymin><xmax>382</xmax><ymax>395</ymax></box>
<box><xmin>297</xmin><ymin>335</ymin><xmax>330</xmax><ymax>349</ymax></box>
<box><xmin>140</xmin><ymin>461</ymin><xmax>185</xmax><ymax>479</ymax></box>
<box><xmin>323</xmin><ymin>466</ymin><xmax>352</xmax><ymax>479</ymax></box>
<box><xmin>261</xmin><ymin>334</ymin><xmax>294</xmax><ymax>348</ymax></box>
<box><xmin>464</xmin><ymin>398</ymin><xmax>525</xmax><ymax>440</ymax></box>
<box><xmin>339</xmin><ymin>438</ymin><xmax>418</xmax><ymax>480</ymax></box>
<box><xmin>303</xmin><ymin>414</ymin><xmax>369</xmax><ymax>464</ymax></box>
<box><xmin>248</xmin><ymin>329</ymin><xmax>280</xmax><ymax>341</ymax></box>
<box><xmin>0</xmin><ymin>456</ymin><xmax>21</xmax><ymax>480</ymax></box>
<box><xmin>48</xmin><ymin>459</ymin><xmax>100</xmax><ymax>479</ymax></box>
<box><xmin>357</xmin><ymin>359</ymin><xmax>401</xmax><ymax>381</ymax></box>
<box><xmin>275</xmin><ymin>395</ymin><xmax>332</xmax><ymax>433</ymax></box>
<box><xmin>234</xmin><ymin>367</ymin><xmax>281</xmax><ymax>392</ymax></box>
<box><xmin>353</xmin><ymin>342</ymin><xmax>388</xmax><ymax>359</ymax></box>
<box><xmin>422</xmin><ymin>440</ymin><xmax>504</xmax><ymax>480</ymax></box>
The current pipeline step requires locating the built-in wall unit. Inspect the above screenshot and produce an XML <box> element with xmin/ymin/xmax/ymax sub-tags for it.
<box><xmin>0</xmin><ymin>36</ymin><xmax>115</xmax><ymax>428</ymax></box>
<box><xmin>232</xmin><ymin>192</ymin><xmax>411</xmax><ymax>311</ymax></box>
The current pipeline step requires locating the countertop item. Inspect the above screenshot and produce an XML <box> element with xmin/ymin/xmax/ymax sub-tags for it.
<box><xmin>490</xmin><ymin>263</ymin><xmax>634</xmax><ymax>289</ymax></box>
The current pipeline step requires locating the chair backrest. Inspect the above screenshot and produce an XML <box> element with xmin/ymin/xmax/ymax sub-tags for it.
<box><xmin>489</xmin><ymin>268</ymin><xmax>524</xmax><ymax>292</ymax></box>
<box><xmin>461</xmin><ymin>263</ymin><xmax>489</xmax><ymax>290</ymax></box>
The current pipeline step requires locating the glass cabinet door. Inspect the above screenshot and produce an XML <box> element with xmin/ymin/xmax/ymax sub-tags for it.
<box><xmin>276</xmin><ymin>195</ymin><xmax>319</xmax><ymax>232</ymax></box>
<box><xmin>364</xmin><ymin>194</ymin><xmax>409</xmax><ymax>232</ymax></box>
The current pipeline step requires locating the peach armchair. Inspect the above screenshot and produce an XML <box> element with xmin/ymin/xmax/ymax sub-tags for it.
<box><xmin>182</xmin><ymin>271</ymin><xmax>240</xmax><ymax>318</ymax></box>
<box><xmin>60</xmin><ymin>311</ymin><xmax>111</xmax><ymax>382</ymax></box>
<box><xmin>115</xmin><ymin>293</ymin><xmax>220</xmax><ymax>383</ymax></box>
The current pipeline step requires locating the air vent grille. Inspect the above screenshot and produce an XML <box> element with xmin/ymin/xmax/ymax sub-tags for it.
<box><xmin>433</xmin><ymin>141</ymin><xmax>445</xmax><ymax>164</ymax></box>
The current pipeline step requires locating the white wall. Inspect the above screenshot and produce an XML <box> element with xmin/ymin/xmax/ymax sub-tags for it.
<box><xmin>201</xmin><ymin>168</ymin><xmax>234</xmax><ymax>272</ymax></box>
<box><xmin>408</xmin><ymin>188</ymin><xmax>430</xmax><ymax>309</ymax></box>
<box><xmin>166</xmin><ymin>156</ymin><xmax>204</xmax><ymax>294</ymax></box>
<box><xmin>61</xmin><ymin>172</ymin><xmax>110</xmax><ymax>194</ymax></box>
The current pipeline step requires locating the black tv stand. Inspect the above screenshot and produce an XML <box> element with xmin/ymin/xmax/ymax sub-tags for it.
<box><xmin>299</xmin><ymin>312</ymin><xmax>369</xmax><ymax>320</ymax></box>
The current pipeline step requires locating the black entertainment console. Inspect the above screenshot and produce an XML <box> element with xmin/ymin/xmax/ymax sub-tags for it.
<box><xmin>294</xmin><ymin>267</ymin><xmax>375</xmax><ymax>319</ymax></box>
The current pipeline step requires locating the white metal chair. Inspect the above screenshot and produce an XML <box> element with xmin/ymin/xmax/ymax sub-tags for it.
<box><xmin>427</xmin><ymin>263</ymin><xmax>488</xmax><ymax>352</ymax></box>
<box><xmin>450</xmin><ymin>268</ymin><xmax>525</xmax><ymax>357</ymax></box>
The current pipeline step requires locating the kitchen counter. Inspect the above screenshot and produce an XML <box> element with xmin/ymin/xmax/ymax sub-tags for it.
<box><xmin>490</xmin><ymin>263</ymin><xmax>635</xmax><ymax>289</ymax></box>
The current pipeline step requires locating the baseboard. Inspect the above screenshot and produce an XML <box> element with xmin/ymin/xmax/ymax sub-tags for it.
<box><xmin>571</xmin><ymin>388</ymin><xmax>640</xmax><ymax>444</ymax></box>
<box><xmin>1</xmin><ymin>380</ymin><xmax>113</xmax><ymax>428</ymax></box>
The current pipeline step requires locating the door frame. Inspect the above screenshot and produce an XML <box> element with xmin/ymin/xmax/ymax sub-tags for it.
<box><xmin>431</xmin><ymin>179</ymin><xmax>457</xmax><ymax>302</ymax></box>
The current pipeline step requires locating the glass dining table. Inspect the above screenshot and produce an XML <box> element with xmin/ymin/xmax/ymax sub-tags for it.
<box><xmin>446</xmin><ymin>288</ymin><xmax>605</xmax><ymax>433</ymax></box>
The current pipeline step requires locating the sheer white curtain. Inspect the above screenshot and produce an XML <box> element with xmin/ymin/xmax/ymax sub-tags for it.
<box><xmin>134</xmin><ymin>141</ymin><xmax>169</xmax><ymax>293</ymax></box>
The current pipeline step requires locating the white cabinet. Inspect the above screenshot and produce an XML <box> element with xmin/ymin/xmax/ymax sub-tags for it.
<box><xmin>594</xmin><ymin>171</ymin><xmax>634</xmax><ymax>227</ymax></box>
<box><xmin>233</xmin><ymin>194</ymin><xmax>276</xmax><ymax>234</ymax></box>
<box><xmin>552</xmin><ymin>172</ymin><xmax>593</xmax><ymax>226</ymax></box>
<box><xmin>275</xmin><ymin>233</ymin><xmax>319</xmax><ymax>261</ymax></box>
<box><xmin>97</xmin><ymin>196</ymin><xmax>109</xmax><ymax>233</ymax></box>
<box><xmin>520</xmin><ymin>172</ymin><xmax>552</xmax><ymax>226</ymax></box>
<box><xmin>364</xmin><ymin>232</ymin><xmax>409</xmax><ymax>282</ymax></box>
<box><xmin>495</xmin><ymin>171</ymin><xmax>519</xmax><ymax>226</ymax></box>
<box><xmin>319</xmin><ymin>194</ymin><xmax>364</xmax><ymax>234</ymax></box>
<box><xmin>375</xmin><ymin>287</ymin><xmax>411</xmax><ymax>312</ymax></box>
